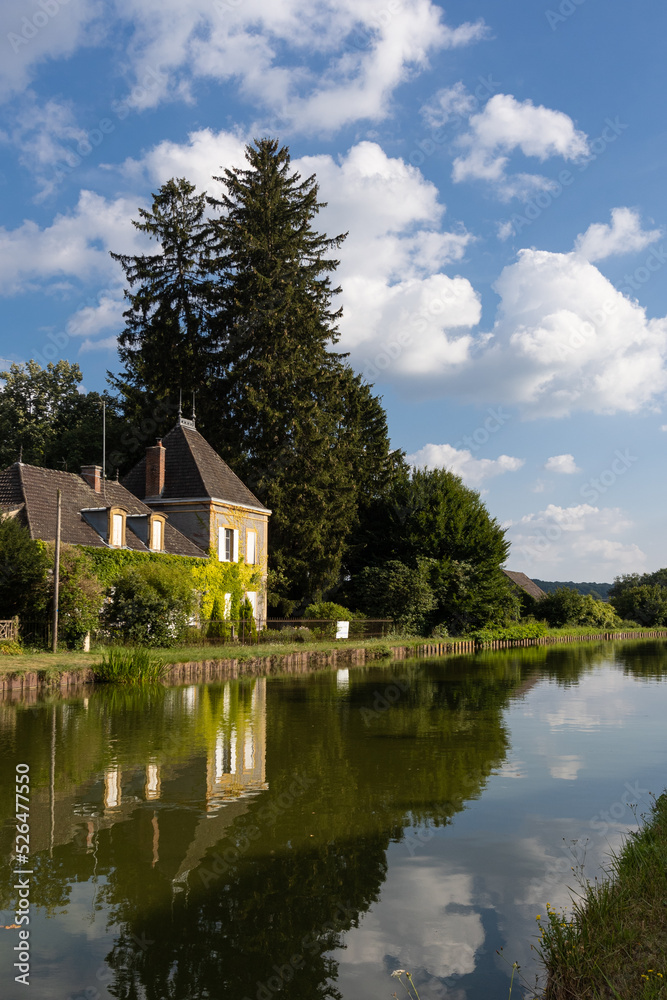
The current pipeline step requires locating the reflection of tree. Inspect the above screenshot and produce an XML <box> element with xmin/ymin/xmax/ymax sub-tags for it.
<box><xmin>3</xmin><ymin>647</ymin><xmax>664</xmax><ymax>998</ymax></box>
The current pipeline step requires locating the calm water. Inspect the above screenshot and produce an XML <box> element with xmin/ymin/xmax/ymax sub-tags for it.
<box><xmin>1</xmin><ymin>641</ymin><xmax>667</xmax><ymax>1000</ymax></box>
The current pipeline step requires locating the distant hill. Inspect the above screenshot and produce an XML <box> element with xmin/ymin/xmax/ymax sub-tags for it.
<box><xmin>532</xmin><ymin>580</ymin><xmax>613</xmax><ymax>600</ymax></box>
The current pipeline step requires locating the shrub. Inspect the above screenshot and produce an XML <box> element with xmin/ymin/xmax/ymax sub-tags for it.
<box><xmin>467</xmin><ymin>621</ymin><xmax>549</xmax><ymax>643</ymax></box>
<box><xmin>46</xmin><ymin>543</ymin><xmax>104</xmax><ymax>648</ymax></box>
<box><xmin>0</xmin><ymin>639</ymin><xmax>22</xmax><ymax>656</ymax></box>
<box><xmin>0</xmin><ymin>515</ymin><xmax>48</xmax><ymax>618</ymax></box>
<box><xmin>538</xmin><ymin>588</ymin><xmax>622</xmax><ymax>629</ymax></box>
<box><xmin>102</xmin><ymin>562</ymin><xmax>195</xmax><ymax>647</ymax></box>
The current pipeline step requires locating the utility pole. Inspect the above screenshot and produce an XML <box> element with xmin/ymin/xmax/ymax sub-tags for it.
<box><xmin>52</xmin><ymin>489</ymin><xmax>61</xmax><ymax>653</ymax></box>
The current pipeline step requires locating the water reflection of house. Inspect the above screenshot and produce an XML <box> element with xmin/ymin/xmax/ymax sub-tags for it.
<box><xmin>0</xmin><ymin>680</ymin><xmax>268</xmax><ymax>897</ymax></box>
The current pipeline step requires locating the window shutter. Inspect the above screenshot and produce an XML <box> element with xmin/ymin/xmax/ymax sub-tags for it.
<box><xmin>218</xmin><ymin>527</ymin><xmax>224</xmax><ymax>561</ymax></box>
<box><xmin>246</xmin><ymin>530</ymin><xmax>256</xmax><ymax>565</ymax></box>
<box><xmin>233</xmin><ymin>529</ymin><xmax>239</xmax><ymax>562</ymax></box>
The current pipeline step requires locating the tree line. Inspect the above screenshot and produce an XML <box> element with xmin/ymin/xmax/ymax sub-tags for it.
<box><xmin>1</xmin><ymin>138</ymin><xmax>517</xmax><ymax>632</ymax></box>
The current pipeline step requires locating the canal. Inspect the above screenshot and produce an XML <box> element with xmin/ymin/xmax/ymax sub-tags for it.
<box><xmin>1</xmin><ymin>640</ymin><xmax>666</xmax><ymax>999</ymax></box>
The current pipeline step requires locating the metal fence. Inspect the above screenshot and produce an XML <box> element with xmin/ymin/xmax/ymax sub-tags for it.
<box><xmin>193</xmin><ymin>618</ymin><xmax>394</xmax><ymax>646</ymax></box>
<box><xmin>18</xmin><ymin>616</ymin><xmax>394</xmax><ymax>650</ymax></box>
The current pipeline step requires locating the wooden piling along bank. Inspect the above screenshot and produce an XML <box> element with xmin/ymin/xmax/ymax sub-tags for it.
<box><xmin>2</xmin><ymin>630</ymin><xmax>667</xmax><ymax>700</ymax></box>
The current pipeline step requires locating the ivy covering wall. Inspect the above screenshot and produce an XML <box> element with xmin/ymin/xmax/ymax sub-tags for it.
<box><xmin>81</xmin><ymin>546</ymin><xmax>262</xmax><ymax>621</ymax></box>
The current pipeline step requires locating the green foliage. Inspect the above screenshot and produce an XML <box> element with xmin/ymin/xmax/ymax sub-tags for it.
<box><xmin>466</xmin><ymin>621</ymin><xmax>549</xmax><ymax>643</ymax></box>
<box><xmin>610</xmin><ymin>574</ymin><xmax>667</xmax><ymax>626</ymax></box>
<box><xmin>0</xmin><ymin>639</ymin><xmax>22</xmax><ymax>656</ymax></box>
<box><xmin>82</xmin><ymin>546</ymin><xmax>204</xmax><ymax>586</ymax></box>
<box><xmin>350</xmin><ymin>558</ymin><xmax>436</xmax><ymax>634</ymax></box>
<box><xmin>239</xmin><ymin>596</ymin><xmax>258</xmax><ymax>642</ymax></box>
<box><xmin>109</xmin><ymin>178</ymin><xmax>219</xmax><ymax>435</ymax></box>
<box><xmin>257</xmin><ymin>626</ymin><xmax>313</xmax><ymax>643</ymax></box>
<box><xmin>303</xmin><ymin>601</ymin><xmax>357</xmax><ymax>621</ymax></box>
<box><xmin>93</xmin><ymin>647</ymin><xmax>167</xmax><ymax>684</ymax></box>
<box><xmin>537</xmin><ymin>793</ymin><xmax>667</xmax><ymax>1000</ymax></box>
<box><xmin>0</xmin><ymin>359</ymin><xmax>126</xmax><ymax>474</ymax></box>
<box><xmin>110</xmin><ymin>141</ymin><xmax>395</xmax><ymax>611</ymax></box>
<box><xmin>533</xmin><ymin>578</ymin><xmax>612</xmax><ymax>599</ymax></box>
<box><xmin>539</xmin><ymin>587</ymin><xmax>622</xmax><ymax>628</ymax></box>
<box><xmin>42</xmin><ymin>543</ymin><xmax>105</xmax><ymax>648</ymax></box>
<box><xmin>346</xmin><ymin>467</ymin><xmax>516</xmax><ymax>634</ymax></box>
<box><xmin>102</xmin><ymin>561</ymin><xmax>195</xmax><ymax>646</ymax></box>
<box><xmin>0</xmin><ymin>514</ymin><xmax>48</xmax><ymax>618</ymax></box>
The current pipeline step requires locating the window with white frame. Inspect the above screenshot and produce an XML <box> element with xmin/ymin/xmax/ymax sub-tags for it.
<box><xmin>111</xmin><ymin>513</ymin><xmax>124</xmax><ymax>547</ymax></box>
<box><xmin>246</xmin><ymin>529</ymin><xmax>257</xmax><ymax>565</ymax></box>
<box><xmin>218</xmin><ymin>526</ymin><xmax>238</xmax><ymax>562</ymax></box>
<box><xmin>150</xmin><ymin>518</ymin><xmax>163</xmax><ymax>551</ymax></box>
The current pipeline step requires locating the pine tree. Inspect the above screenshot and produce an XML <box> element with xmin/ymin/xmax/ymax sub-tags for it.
<box><xmin>207</xmin><ymin>138</ymin><xmax>394</xmax><ymax>610</ymax></box>
<box><xmin>109</xmin><ymin>177</ymin><xmax>217</xmax><ymax>429</ymax></box>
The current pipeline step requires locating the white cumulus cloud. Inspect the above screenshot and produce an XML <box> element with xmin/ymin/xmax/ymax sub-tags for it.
<box><xmin>108</xmin><ymin>0</ymin><xmax>487</xmax><ymax>133</ymax></box>
<box><xmin>574</xmin><ymin>207</ymin><xmax>662</xmax><ymax>262</ymax></box>
<box><xmin>453</xmin><ymin>93</ymin><xmax>589</xmax><ymax>200</ymax></box>
<box><xmin>545</xmin><ymin>454</ymin><xmax>581</xmax><ymax>474</ymax></box>
<box><xmin>506</xmin><ymin>503</ymin><xmax>646</xmax><ymax>578</ymax></box>
<box><xmin>407</xmin><ymin>443</ymin><xmax>524</xmax><ymax>487</ymax></box>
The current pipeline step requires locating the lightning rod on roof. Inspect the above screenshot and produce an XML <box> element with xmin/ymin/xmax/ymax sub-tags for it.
<box><xmin>192</xmin><ymin>391</ymin><xmax>196</xmax><ymax>426</ymax></box>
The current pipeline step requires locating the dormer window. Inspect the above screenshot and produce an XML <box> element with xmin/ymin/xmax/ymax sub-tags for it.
<box><xmin>149</xmin><ymin>515</ymin><xmax>165</xmax><ymax>552</ymax></box>
<box><xmin>108</xmin><ymin>507</ymin><xmax>128</xmax><ymax>548</ymax></box>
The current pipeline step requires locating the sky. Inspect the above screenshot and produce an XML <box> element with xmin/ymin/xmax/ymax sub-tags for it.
<box><xmin>0</xmin><ymin>0</ymin><xmax>666</xmax><ymax>583</ymax></box>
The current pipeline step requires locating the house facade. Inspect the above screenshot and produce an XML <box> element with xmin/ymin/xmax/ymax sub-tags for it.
<box><xmin>122</xmin><ymin>415</ymin><xmax>271</xmax><ymax>622</ymax></box>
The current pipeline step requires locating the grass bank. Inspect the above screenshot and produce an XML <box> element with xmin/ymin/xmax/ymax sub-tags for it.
<box><xmin>537</xmin><ymin>792</ymin><xmax>667</xmax><ymax>1000</ymax></box>
<box><xmin>0</xmin><ymin>626</ymin><xmax>664</xmax><ymax>680</ymax></box>
<box><xmin>0</xmin><ymin>635</ymin><xmax>420</xmax><ymax>679</ymax></box>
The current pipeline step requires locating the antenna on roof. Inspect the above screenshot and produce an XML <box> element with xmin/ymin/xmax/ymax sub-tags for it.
<box><xmin>192</xmin><ymin>391</ymin><xmax>196</xmax><ymax>427</ymax></box>
<box><xmin>178</xmin><ymin>389</ymin><xmax>183</xmax><ymax>421</ymax></box>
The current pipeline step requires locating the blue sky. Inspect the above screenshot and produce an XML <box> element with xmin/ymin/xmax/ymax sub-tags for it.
<box><xmin>1</xmin><ymin>0</ymin><xmax>666</xmax><ymax>582</ymax></box>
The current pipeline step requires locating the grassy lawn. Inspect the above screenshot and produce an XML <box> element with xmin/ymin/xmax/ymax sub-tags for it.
<box><xmin>0</xmin><ymin>635</ymin><xmax>425</xmax><ymax>677</ymax></box>
<box><xmin>537</xmin><ymin>792</ymin><xmax>667</xmax><ymax>1000</ymax></box>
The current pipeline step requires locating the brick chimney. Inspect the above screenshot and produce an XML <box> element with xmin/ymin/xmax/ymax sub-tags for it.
<box><xmin>145</xmin><ymin>440</ymin><xmax>166</xmax><ymax>497</ymax></box>
<box><xmin>81</xmin><ymin>465</ymin><xmax>102</xmax><ymax>493</ymax></box>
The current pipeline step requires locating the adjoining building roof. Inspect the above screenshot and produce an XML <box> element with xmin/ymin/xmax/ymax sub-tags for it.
<box><xmin>0</xmin><ymin>463</ymin><xmax>206</xmax><ymax>558</ymax></box>
<box><xmin>503</xmin><ymin>570</ymin><xmax>547</xmax><ymax>602</ymax></box>
<box><xmin>123</xmin><ymin>420</ymin><xmax>270</xmax><ymax>513</ymax></box>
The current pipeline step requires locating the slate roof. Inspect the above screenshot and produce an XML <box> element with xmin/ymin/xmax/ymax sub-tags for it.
<box><xmin>0</xmin><ymin>463</ymin><xmax>206</xmax><ymax>558</ymax></box>
<box><xmin>503</xmin><ymin>570</ymin><xmax>547</xmax><ymax>602</ymax></box>
<box><xmin>123</xmin><ymin>420</ymin><xmax>270</xmax><ymax>512</ymax></box>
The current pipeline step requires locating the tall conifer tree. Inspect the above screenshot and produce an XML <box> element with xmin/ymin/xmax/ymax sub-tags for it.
<box><xmin>109</xmin><ymin>177</ymin><xmax>217</xmax><ymax>429</ymax></box>
<box><xmin>207</xmin><ymin>138</ymin><xmax>395</xmax><ymax>610</ymax></box>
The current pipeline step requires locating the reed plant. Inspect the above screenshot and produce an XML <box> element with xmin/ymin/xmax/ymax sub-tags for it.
<box><xmin>93</xmin><ymin>646</ymin><xmax>167</xmax><ymax>685</ymax></box>
<box><xmin>536</xmin><ymin>792</ymin><xmax>667</xmax><ymax>999</ymax></box>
